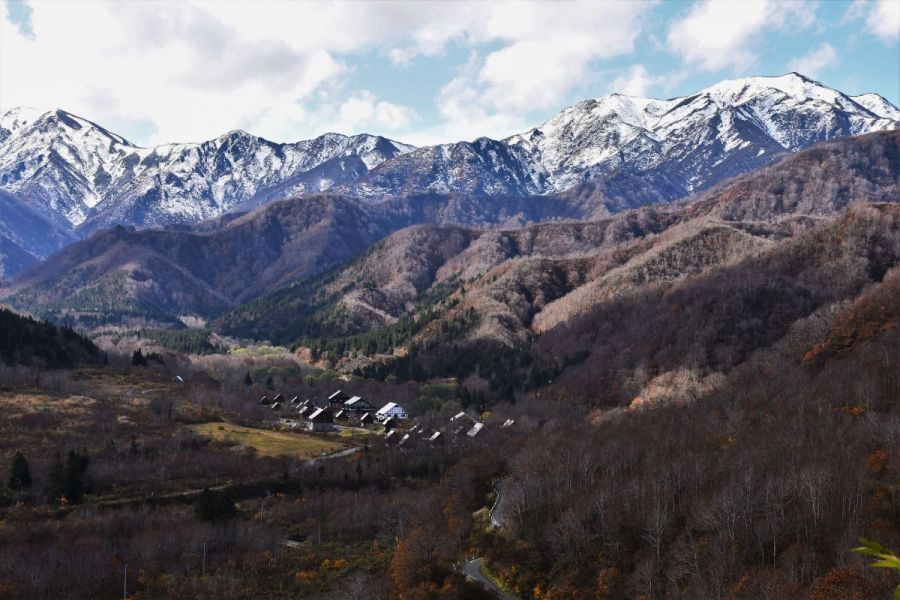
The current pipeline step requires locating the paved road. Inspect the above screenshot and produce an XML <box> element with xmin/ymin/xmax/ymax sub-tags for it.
<box><xmin>461</xmin><ymin>558</ymin><xmax>517</xmax><ymax>600</ymax></box>
<box><xmin>489</xmin><ymin>479</ymin><xmax>508</xmax><ymax>529</ymax></box>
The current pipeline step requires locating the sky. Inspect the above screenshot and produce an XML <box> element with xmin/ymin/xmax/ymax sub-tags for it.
<box><xmin>1</xmin><ymin>0</ymin><xmax>898</xmax><ymax>147</ymax></box>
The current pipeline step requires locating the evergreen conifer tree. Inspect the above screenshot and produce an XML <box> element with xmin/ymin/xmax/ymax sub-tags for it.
<box><xmin>8</xmin><ymin>451</ymin><xmax>31</xmax><ymax>489</ymax></box>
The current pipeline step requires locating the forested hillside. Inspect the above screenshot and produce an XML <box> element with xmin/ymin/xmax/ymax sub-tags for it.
<box><xmin>0</xmin><ymin>307</ymin><xmax>104</xmax><ymax>368</ymax></box>
<box><xmin>214</xmin><ymin>133</ymin><xmax>899</xmax><ymax>397</ymax></box>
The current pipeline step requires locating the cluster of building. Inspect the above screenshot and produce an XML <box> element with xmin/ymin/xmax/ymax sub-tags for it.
<box><xmin>259</xmin><ymin>389</ymin><xmax>515</xmax><ymax>448</ymax></box>
<box><xmin>260</xmin><ymin>389</ymin><xmax>408</xmax><ymax>432</ymax></box>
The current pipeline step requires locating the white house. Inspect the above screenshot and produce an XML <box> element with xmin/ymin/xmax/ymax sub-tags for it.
<box><xmin>376</xmin><ymin>402</ymin><xmax>408</xmax><ymax>420</ymax></box>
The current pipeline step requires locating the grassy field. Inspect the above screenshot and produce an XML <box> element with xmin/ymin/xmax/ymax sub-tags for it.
<box><xmin>187</xmin><ymin>422</ymin><xmax>348</xmax><ymax>458</ymax></box>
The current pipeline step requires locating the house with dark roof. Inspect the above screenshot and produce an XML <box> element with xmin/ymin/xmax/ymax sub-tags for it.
<box><xmin>328</xmin><ymin>390</ymin><xmax>351</xmax><ymax>406</ymax></box>
<box><xmin>306</xmin><ymin>407</ymin><xmax>334</xmax><ymax>432</ymax></box>
<box><xmin>345</xmin><ymin>396</ymin><xmax>376</xmax><ymax>414</ymax></box>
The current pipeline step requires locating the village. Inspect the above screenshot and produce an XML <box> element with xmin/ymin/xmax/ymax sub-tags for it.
<box><xmin>260</xmin><ymin>388</ymin><xmax>515</xmax><ymax>451</ymax></box>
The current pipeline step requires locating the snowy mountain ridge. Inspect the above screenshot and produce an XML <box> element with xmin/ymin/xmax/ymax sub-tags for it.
<box><xmin>0</xmin><ymin>109</ymin><xmax>414</xmax><ymax>231</ymax></box>
<box><xmin>340</xmin><ymin>73</ymin><xmax>898</xmax><ymax>202</ymax></box>
<box><xmin>503</xmin><ymin>72</ymin><xmax>899</xmax><ymax>194</ymax></box>
<box><xmin>0</xmin><ymin>72</ymin><xmax>897</xmax><ymax>239</ymax></box>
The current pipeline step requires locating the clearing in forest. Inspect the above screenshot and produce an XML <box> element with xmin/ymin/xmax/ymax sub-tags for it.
<box><xmin>187</xmin><ymin>422</ymin><xmax>347</xmax><ymax>458</ymax></box>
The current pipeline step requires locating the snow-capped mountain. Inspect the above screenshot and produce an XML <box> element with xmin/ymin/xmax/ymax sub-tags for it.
<box><xmin>0</xmin><ymin>109</ymin><xmax>414</xmax><ymax>232</ymax></box>
<box><xmin>349</xmin><ymin>137</ymin><xmax>546</xmax><ymax>198</ymax></box>
<box><xmin>342</xmin><ymin>73</ymin><xmax>899</xmax><ymax>199</ymax></box>
<box><xmin>0</xmin><ymin>73</ymin><xmax>896</xmax><ymax>241</ymax></box>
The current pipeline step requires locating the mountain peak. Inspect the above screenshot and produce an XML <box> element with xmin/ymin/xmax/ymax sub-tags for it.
<box><xmin>0</xmin><ymin>106</ymin><xmax>46</xmax><ymax>136</ymax></box>
<box><xmin>850</xmin><ymin>92</ymin><xmax>900</xmax><ymax>120</ymax></box>
<box><xmin>697</xmin><ymin>72</ymin><xmax>843</xmax><ymax>105</ymax></box>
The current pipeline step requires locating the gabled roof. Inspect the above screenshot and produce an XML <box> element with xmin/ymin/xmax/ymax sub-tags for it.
<box><xmin>307</xmin><ymin>407</ymin><xmax>331</xmax><ymax>421</ymax></box>
<box><xmin>467</xmin><ymin>422</ymin><xmax>485</xmax><ymax>437</ymax></box>
<box><xmin>376</xmin><ymin>402</ymin><xmax>399</xmax><ymax>415</ymax></box>
<box><xmin>501</xmin><ymin>419</ymin><xmax>515</xmax><ymax>428</ymax></box>
<box><xmin>428</xmin><ymin>431</ymin><xmax>442</xmax><ymax>442</ymax></box>
<box><xmin>451</xmin><ymin>411</ymin><xmax>467</xmax><ymax>421</ymax></box>
<box><xmin>328</xmin><ymin>390</ymin><xmax>346</xmax><ymax>401</ymax></box>
<box><xmin>398</xmin><ymin>433</ymin><xmax>411</xmax><ymax>446</ymax></box>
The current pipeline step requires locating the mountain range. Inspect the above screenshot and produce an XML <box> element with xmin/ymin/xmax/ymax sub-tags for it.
<box><xmin>3</xmin><ymin>129</ymin><xmax>897</xmax><ymax>339</ymax></box>
<box><xmin>0</xmin><ymin>72</ymin><xmax>896</xmax><ymax>280</ymax></box>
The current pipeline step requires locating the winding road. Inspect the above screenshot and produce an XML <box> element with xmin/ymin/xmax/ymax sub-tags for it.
<box><xmin>461</xmin><ymin>558</ymin><xmax>517</xmax><ymax>600</ymax></box>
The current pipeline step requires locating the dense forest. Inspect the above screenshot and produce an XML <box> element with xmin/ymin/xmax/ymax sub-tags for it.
<box><xmin>0</xmin><ymin>307</ymin><xmax>104</xmax><ymax>369</ymax></box>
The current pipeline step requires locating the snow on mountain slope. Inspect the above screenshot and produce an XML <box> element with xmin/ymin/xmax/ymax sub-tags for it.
<box><xmin>348</xmin><ymin>137</ymin><xmax>547</xmax><ymax>198</ymax></box>
<box><xmin>0</xmin><ymin>73</ymin><xmax>896</xmax><ymax>238</ymax></box>
<box><xmin>0</xmin><ymin>106</ymin><xmax>44</xmax><ymax>142</ymax></box>
<box><xmin>505</xmin><ymin>72</ymin><xmax>899</xmax><ymax>195</ymax></box>
<box><xmin>339</xmin><ymin>74</ymin><xmax>896</xmax><ymax>202</ymax></box>
<box><xmin>851</xmin><ymin>93</ymin><xmax>900</xmax><ymax>121</ymax></box>
<box><xmin>0</xmin><ymin>109</ymin><xmax>414</xmax><ymax>232</ymax></box>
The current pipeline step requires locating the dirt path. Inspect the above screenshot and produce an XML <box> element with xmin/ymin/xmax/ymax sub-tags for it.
<box><xmin>85</xmin><ymin>446</ymin><xmax>360</xmax><ymax>510</ymax></box>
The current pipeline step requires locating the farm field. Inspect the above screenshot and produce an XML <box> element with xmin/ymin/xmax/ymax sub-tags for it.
<box><xmin>187</xmin><ymin>422</ymin><xmax>349</xmax><ymax>458</ymax></box>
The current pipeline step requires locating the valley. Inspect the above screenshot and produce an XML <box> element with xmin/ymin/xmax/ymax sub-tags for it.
<box><xmin>1</xmin><ymin>69</ymin><xmax>899</xmax><ymax>599</ymax></box>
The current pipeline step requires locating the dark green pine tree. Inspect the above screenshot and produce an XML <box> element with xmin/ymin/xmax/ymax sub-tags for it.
<box><xmin>47</xmin><ymin>451</ymin><xmax>65</xmax><ymax>501</ymax></box>
<box><xmin>243</xmin><ymin>371</ymin><xmax>253</xmax><ymax>387</ymax></box>
<box><xmin>195</xmin><ymin>488</ymin><xmax>236</xmax><ymax>521</ymax></box>
<box><xmin>132</xmin><ymin>349</ymin><xmax>148</xmax><ymax>367</ymax></box>
<box><xmin>8</xmin><ymin>451</ymin><xmax>31</xmax><ymax>489</ymax></box>
<box><xmin>63</xmin><ymin>449</ymin><xmax>89</xmax><ymax>504</ymax></box>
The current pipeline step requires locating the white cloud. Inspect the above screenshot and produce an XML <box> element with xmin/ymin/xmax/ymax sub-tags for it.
<box><xmin>788</xmin><ymin>43</ymin><xmax>837</xmax><ymax>78</ymax></box>
<box><xmin>0</xmin><ymin>0</ymin><xmax>653</xmax><ymax>146</ymax></box>
<box><xmin>413</xmin><ymin>2</ymin><xmax>653</xmax><ymax>143</ymax></box>
<box><xmin>333</xmin><ymin>91</ymin><xmax>419</xmax><ymax>135</ymax></box>
<box><xmin>397</xmin><ymin>2</ymin><xmax>652</xmax><ymax>113</ymax></box>
<box><xmin>609</xmin><ymin>65</ymin><xmax>664</xmax><ymax>97</ymax></box>
<box><xmin>846</xmin><ymin>0</ymin><xmax>900</xmax><ymax>42</ymax></box>
<box><xmin>667</xmin><ymin>0</ymin><xmax>817</xmax><ymax>72</ymax></box>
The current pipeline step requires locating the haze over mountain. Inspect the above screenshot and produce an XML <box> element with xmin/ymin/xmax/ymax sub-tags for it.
<box><xmin>0</xmin><ymin>73</ymin><xmax>895</xmax><ymax>271</ymax></box>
